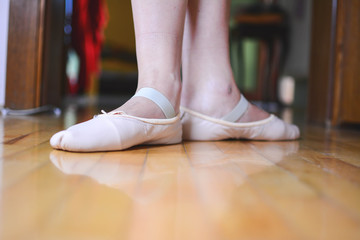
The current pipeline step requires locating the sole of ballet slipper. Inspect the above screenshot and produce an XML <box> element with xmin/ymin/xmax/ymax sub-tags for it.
<box><xmin>50</xmin><ymin>114</ymin><xmax>182</xmax><ymax>152</ymax></box>
<box><xmin>180</xmin><ymin>106</ymin><xmax>300</xmax><ymax>141</ymax></box>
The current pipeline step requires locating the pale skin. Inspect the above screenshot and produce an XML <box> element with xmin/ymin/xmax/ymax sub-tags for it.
<box><xmin>115</xmin><ymin>0</ymin><xmax>269</xmax><ymax>123</ymax></box>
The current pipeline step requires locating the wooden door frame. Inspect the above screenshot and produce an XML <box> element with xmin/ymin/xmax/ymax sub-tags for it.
<box><xmin>5</xmin><ymin>0</ymin><xmax>65</xmax><ymax>110</ymax></box>
<box><xmin>308</xmin><ymin>0</ymin><xmax>360</xmax><ymax>126</ymax></box>
<box><xmin>307</xmin><ymin>0</ymin><xmax>337</xmax><ymax>126</ymax></box>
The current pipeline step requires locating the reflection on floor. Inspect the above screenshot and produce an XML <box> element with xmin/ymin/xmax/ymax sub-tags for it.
<box><xmin>0</xmin><ymin>104</ymin><xmax>360</xmax><ymax>240</ymax></box>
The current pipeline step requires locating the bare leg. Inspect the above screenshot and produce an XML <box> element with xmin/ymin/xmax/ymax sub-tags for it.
<box><xmin>114</xmin><ymin>0</ymin><xmax>188</xmax><ymax>119</ymax></box>
<box><xmin>50</xmin><ymin>0</ymin><xmax>188</xmax><ymax>152</ymax></box>
<box><xmin>181</xmin><ymin>0</ymin><xmax>269</xmax><ymax>122</ymax></box>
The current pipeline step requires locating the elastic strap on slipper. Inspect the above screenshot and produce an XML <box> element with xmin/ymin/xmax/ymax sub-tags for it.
<box><xmin>133</xmin><ymin>88</ymin><xmax>176</xmax><ymax>119</ymax></box>
<box><xmin>222</xmin><ymin>95</ymin><xmax>249</xmax><ymax>122</ymax></box>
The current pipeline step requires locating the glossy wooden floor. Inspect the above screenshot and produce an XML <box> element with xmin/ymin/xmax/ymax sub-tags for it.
<box><xmin>1</xmin><ymin>106</ymin><xmax>360</xmax><ymax>240</ymax></box>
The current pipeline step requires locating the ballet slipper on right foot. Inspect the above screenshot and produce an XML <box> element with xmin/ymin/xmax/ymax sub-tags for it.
<box><xmin>50</xmin><ymin>88</ymin><xmax>182</xmax><ymax>152</ymax></box>
<box><xmin>180</xmin><ymin>95</ymin><xmax>300</xmax><ymax>141</ymax></box>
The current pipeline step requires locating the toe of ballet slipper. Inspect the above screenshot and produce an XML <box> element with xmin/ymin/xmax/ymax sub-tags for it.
<box><xmin>50</xmin><ymin>130</ymin><xmax>66</xmax><ymax>149</ymax></box>
<box><xmin>50</xmin><ymin>114</ymin><xmax>182</xmax><ymax>152</ymax></box>
<box><xmin>180</xmin><ymin>107</ymin><xmax>300</xmax><ymax>141</ymax></box>
<box><xmin>50</xmin><ymin>116</ymin><xmax>121</xmax><ymax>151</ymax></box>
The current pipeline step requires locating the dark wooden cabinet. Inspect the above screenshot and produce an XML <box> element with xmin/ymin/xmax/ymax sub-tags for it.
<box><xmin>308</xmin><ymin>0</ymin><xmax>360</xmax><ymax>126</ymax></box>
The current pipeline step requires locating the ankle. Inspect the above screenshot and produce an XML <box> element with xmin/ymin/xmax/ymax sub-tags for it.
<box><xmin>138</xmin><ymin>73</ymin><xmax>182</xmax><ymax>112</ymax></box>
<box><xmin>181</xmin><ymin>80</ymin><xmax>241</xmax><ymax>118</ymax></box>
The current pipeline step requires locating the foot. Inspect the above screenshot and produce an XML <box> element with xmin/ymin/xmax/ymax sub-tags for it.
<box><xmin>112</xmin><ymin>80</ymin><xmax>181</xmax><ymax>119</ymax></box>
<box><xmin>180</xmin><ymin>81</ymin><xmax>300</xmax><ymax>141</ymax></box>
<box><xmin>112</xmin><ymin>94</ymin><xmax>169</xmax><ymax>119</ymax></box>
<box><xmin>181</xmin><ymin>81</ymin><xmax>270</xmax><ymax>124</ymax></box>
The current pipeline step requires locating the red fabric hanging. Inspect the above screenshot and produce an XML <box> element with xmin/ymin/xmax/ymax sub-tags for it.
<box><xmin>71</xmin><ymin>0</ymin><xmax>108</xmax><ymax>94</ymax></box>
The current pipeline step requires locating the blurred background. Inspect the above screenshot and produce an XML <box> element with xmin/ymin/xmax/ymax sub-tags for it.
<box><xmin>1</xmin><ymin>0</ymin><xmax>359</xmax><ymax>127</ymax></box>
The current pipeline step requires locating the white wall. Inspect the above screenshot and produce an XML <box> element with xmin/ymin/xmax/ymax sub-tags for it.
<box><xmin>0</xmin><ymin>0</ymin><xmax>10</xmax><ymax>107</ymax></box>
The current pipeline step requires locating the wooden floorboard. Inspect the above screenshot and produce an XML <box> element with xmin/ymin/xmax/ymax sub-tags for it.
<box><xmin>1</xmin><ymin>108</ymin><xmax>360</xmax><ymax>240</ymax></box>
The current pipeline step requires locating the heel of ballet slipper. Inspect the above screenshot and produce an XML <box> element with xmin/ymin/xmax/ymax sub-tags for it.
<box><xmin>145</xmin><ymin>120</ymin><xmax>183</xmax><ymax>145</ymax></box>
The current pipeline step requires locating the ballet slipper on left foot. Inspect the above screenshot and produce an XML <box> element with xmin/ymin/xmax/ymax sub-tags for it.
<box><xmin>180</xmin><ymin>95</ymin><xmax>300</xmax><ymax>141</ymax></box>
